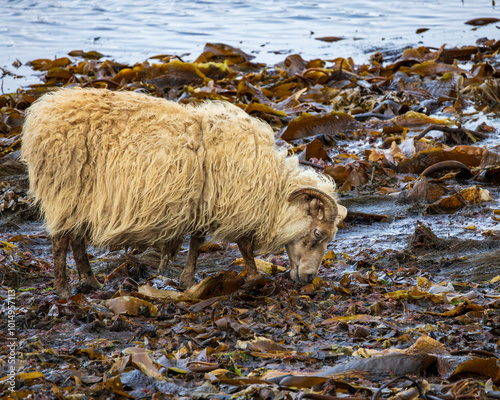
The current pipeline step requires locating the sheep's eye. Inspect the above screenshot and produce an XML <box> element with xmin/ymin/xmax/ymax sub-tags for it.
<box><xmin>314</xmin><ymin>229</ymin><xmax>322</xmax><ymax>239</ymax></box>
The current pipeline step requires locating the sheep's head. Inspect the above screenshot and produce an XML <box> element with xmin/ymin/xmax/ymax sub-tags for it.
<box><xmin>285</xmin><ymin>188</ymin><xmax>347</xmax><ymax>284</ymax></box>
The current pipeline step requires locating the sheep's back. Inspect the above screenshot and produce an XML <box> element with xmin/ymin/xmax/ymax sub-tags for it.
<box><xmin>22</xmin><ymin>88</ymin><xmax>201</xmax><ymax>246</ymax></box>
<box><xmin>193</xmin><ymin>102</ymin><xmax>287</xmax><ymax>245</ymax></box>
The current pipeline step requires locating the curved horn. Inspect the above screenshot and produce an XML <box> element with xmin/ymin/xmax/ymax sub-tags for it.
<box><xmin>421</xmin><ymin>160</ymin><xmax>473</xmax><ymax>180</ymax></box>
<box><xmin>288</xmin><ymin>187</ymin><xmax>338</xmax><ymax>223</ymax></box>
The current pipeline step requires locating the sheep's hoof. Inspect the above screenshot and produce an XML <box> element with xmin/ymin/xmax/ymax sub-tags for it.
<box><xmin>72</xmin><ymin>282</ymin><xmax>102</xmax><ymax>296</ymax></box>
<box><xmin>246</xmin><ymin>272</ymin><xmax>261</xmax><ymax>282</ymax></box>
<box><xmin>179</xmin><ymin>276</ymin><xmax>195</xmax><ymax>290</ymax></box>
<box><xmin>56</xmin><ymin>287</ymin><xmax>72</xmax><ymax>299</ymax></box>
<box><xmin>71</xmin><ymin>276</ymin><xmax>102</xmax><ymax>295</ymax></box>
<box><xmin>82</xmin><ymin>275</ymin><xmax>102</xmax><ymax>290</ymax></box>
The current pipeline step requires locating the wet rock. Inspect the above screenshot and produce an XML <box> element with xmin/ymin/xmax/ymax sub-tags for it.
<box><xmin>120</xmin><ymin>370</ymin><xmax>182</xmax><ymax>396</ymax></box>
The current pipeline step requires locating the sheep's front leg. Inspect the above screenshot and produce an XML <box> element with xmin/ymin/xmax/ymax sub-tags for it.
<box><xmin>158</xmin><ymin>237</ymin><xmax>183</xmax><ymax>275</ymax></box>
<box><xmin>70</xmin><ymin>235</ymin><xmax>101</xmax><ymax>290</ymax></box>
<box><xmin>237</xmin><ymin>236</ymin><xmax>259</xmax><ymax>281</ymax></box>
<box><xmin>179</xmin><ymin>234</ymin><xmax>205</xmax><ymax>289</ymax></box>
<box><xmin>52</xmin><ymin>234</ymin><xmax>71</xmax><ymax>298</ymax></box>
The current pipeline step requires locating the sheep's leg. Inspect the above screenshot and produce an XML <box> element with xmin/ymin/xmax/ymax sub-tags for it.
<box><xmin>237</xmin><ymin>236</ymin><xmax>259</xmax><ymax>280</ymax></box>
<box><xmin>158</xmin><ymin>257</ymin><xmax>167</xmax><ymax>275</ymax></box>
<box><xmin>70</xmin><ymin>235</ymin><xmax>101</xmax><ymax>290</ymax></box>
<box><xmin>179</xmin><ymin>234</ymin><xmax>205</xmax><ymax>289</ymax></box>
<box><xmin>52</xmin><ymin>234</ymin><xmax>71</xmax><ymax>298</ymax></box>
<box><xmin>158</xmin><ymin>237</ymin><xmax>184</xmax><ymax>275</ymax></box>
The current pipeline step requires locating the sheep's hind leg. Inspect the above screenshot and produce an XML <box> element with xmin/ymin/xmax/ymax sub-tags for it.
<box><xmin>158</xmin><ymin>237</ymin><xmax>183</xmax><ymax>275</ymax></box>
<box><xmin>179</xmin><ymin>234</ymin><xmax>205</xmax><ymax>289</ymax></box>
<box><xmin>237</xmin><ymin>236</ymin><xmax>260</xmax><ymax>281</ymax></box>
<box><xmin>70</xmin><ymin>235</ymin><xmax>101</xmax><ymax>291</ymax></box>
<box><xmin>52</xmin><ymin>234</ymin><xmax>71</xmax><ymax>298</ymax></box>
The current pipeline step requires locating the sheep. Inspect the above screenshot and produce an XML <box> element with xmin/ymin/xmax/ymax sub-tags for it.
<box><xmin>21</xmin><ymin>88</ymin><xmax>347</xmax><ymax>298</ymax></box>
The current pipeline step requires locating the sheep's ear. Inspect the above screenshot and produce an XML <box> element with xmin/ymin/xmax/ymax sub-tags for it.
<box><xmin>308</xmin><ymin>197</ymin><xmax>322</xmax><ymax>219</ymax></box>
<box><xmin>310</xmin><ymin>200</ymin><xmax>347</xmax><ymax>224</ymax></box>
<box><xmin>336</xmin><ymin>205</ymin><xmax>347</xmax><ymax>224</ymax></box>
<box><xmin>288</xmin><ymin>187</ymin><xmax>337</xmax><ymax>223</ymax></box>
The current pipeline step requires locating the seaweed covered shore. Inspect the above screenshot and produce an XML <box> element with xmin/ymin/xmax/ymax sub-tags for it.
<box><xmin>1</xmin><ymin>39</ymin><xmax>500</xmax><ymax>399</ymax></box>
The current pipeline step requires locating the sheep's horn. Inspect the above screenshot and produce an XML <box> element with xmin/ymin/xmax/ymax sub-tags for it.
<box><xmin>288</xmin><ymin>187</ymin><xmax>338</xmax><ymax>223</ymax></box>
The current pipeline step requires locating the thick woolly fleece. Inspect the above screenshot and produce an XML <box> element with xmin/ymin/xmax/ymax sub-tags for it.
<box><xmin>21</xmin><ymin>88</ymin><xmax>337</xmax><ymax>252</ymax></box>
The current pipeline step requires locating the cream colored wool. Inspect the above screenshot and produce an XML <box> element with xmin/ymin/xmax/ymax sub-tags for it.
<box><xmin>21</xmin><ymin>88</ymin><xmax>335</xmax><ymax>251</ymax></box>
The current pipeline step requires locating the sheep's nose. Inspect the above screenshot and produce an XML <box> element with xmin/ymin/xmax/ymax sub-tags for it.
<box><xmin>307</xmin><ymin>274</ymin><xmax>315</xmax><ymax>283</ymax></box>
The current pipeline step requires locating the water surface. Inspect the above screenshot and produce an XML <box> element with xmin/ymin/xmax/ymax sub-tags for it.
<box><xmin>1</xmin><ymin>0</ymin><xmax>499</xmax><ymax>91</ymax></box>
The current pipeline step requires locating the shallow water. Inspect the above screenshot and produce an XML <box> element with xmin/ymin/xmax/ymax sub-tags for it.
<box><xmin>1</xmin><ymin>0</ymin><xmax>500</xmax><ymax>91</ymax></box>
<box><xmin>332</xmin><ymin>187</ymin><xmax>500</xmax><ymax>257</ymax></box>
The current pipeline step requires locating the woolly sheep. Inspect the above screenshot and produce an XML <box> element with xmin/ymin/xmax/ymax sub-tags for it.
<box><xmin>21</xmin><ymin>88</ymin><xmax>347</xmax><ymax>298</ymax></box>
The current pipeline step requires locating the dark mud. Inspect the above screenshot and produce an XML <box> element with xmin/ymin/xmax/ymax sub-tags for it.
<box><xmin>2</xmin><ymin>183</ymin><xmax>500</xmax><ymax>398</ymax></box>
